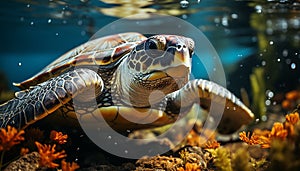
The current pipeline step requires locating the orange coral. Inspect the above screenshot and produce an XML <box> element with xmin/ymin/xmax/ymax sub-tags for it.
<box><xmin>285</xmin><ymin>112</ymin><xmax>299</xmax><ymax>125</ymax></box>
<box><xmin>0</xmin><ymin>125</ymin><xmax>25</xmax><ymax>151</ymax></box>
<box><xmin>240</xmin><ymin>112</ymin><xmax>300</xmax><ymax>148</ymax></box>
<box><xmin>177</xmin><ymin>162</ymin><xmax>201</xmax><ymax>171</ymax></box>
<box><xmin>285</xmin><ymin>90</ymin><xmax>300</xmax><ymax>101</ymax></box>
<box><xmin>35</xmin><ymin>141</ymin><xmax>66</xmax><ymax>168</ymax></box>
<box><xmin>20</xmin><ymin>147</ymin><xmax>29</xmax><ymax>156</ymax></box>
<box><xmin>239</xmin><ymin>131</ymin><xmax>260</xmax><ymax>145</ymax></box>
<box><xmin>50</xmin><ymin>130</ymin><xmax>68</xmax><ymax>144</ymax></box>
<box><xmin>270</xmin><ymin>122</ymin><xmax>288</xmax><ymax>139</ymax></box>
<box><xmin>282</xmin><ymin>100</ymin><xmax>293</xmax><ymax>110</ymax></box>
<box><xmin>205</xmin><ymin>140</ymin><xmax>220</xmax><ymax>149</ymax></box>
<box><xmin>282</xmin><ymin>90</ymin><xmax>300</xmax><ymax>110</ymax></box>
<box><xmin>61</xmin><ymin>159</ymin><xmax>80</xmax><ymax>171</ymax></box>
<box><xmin>240</xmin><ymin>122</ymin><xmax>288</xmax><ymax>148</ymax></box>
<box><xmin>186</xmin><ymin>129</ymin><xmax>218</xmax><ymax>148</ymax></box>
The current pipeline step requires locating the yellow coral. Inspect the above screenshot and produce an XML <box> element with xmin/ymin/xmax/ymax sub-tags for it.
<box><xmin>35</xmin><ymin>141</ymin><xmax>66</xmax><ymax>168</ymax></box>
<box><xmin>0</xmin><ymin>125</ymin><xmax>25</xmax><ymax>151</ymax></box>
<box><xmin>61</xmin><ymin>159</ymin><xmax>80</xmax><ymax>171</ymax></box>
<box><xmin>50</xmin><ymin>130</ymin><xmax>68</xmax><ymax>144</ymax></box>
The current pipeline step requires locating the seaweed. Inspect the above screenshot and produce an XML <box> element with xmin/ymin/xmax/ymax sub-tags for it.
<box><xmin>250</xmin><ymin>67</ymin><xmax>267</xmax><ymax>119</ymax></box>
<box><xmin>231</xmin><ymin>148</ymin><xmax>252</xmax><ymax>171</ymax></box>
<box><xmin>207</xmin><ymin>147</ymin><xmax>232</xmax><ymax>171</ymax></box>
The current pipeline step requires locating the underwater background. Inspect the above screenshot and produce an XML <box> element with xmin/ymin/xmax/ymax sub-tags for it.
<box><xmin>0</xmin><ymin>0</ymin><xmax>300</xmax><ymax>170</ymax></box>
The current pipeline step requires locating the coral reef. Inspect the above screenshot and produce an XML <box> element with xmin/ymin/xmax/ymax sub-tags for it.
<box><xmin>0</xmin><ymin>127</ymin><xmax>79</xmax><ymax>171</ymax></box>
<box><xmin>1</xmin><ymin>103</ymin><xmax>300</xmax><ymax>171</ymax></box>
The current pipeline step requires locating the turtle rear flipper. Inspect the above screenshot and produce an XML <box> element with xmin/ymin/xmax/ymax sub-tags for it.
<box><xmin>0</xmin><ymin>68</ymin><xmax>103</xmax><ymax>129</ymax></box>
<box><xmin>164</xmin><ymin>79</ymin><xmax>254</xmax><ymax>134</ymax></box>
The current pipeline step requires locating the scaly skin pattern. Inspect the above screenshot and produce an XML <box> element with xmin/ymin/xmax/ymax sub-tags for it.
<box><xmin>0</xmin><ymin>33</ymin><xmax>254</xmax><ymax>133</ymax></box>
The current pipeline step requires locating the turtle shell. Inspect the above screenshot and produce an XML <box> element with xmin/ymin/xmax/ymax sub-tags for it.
<box><xmin>14</xmin><ymin>32</ymin><xmax>147</xmax><ymax>89</ymax></box>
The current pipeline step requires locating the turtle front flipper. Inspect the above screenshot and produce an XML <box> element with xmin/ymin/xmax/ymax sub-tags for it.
<box><xmin>164</xmin><ymin>79</ymin><xmax>254</xmax><ymax>134</ymax></box>
<box><xmin>0</xmin><ymin>68</ymin><xmax>103</xmax><ymax>129</ymax></box>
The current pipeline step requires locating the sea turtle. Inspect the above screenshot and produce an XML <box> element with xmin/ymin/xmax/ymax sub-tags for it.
<box><xmin>0</xmin><ymin>32</ymin><xmax>254</xmax><ymax>134</ymax></box>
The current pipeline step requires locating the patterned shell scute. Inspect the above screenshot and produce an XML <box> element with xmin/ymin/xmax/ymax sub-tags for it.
<box><xmin>15</xmin><ymin>32</ymin><xmax>147</xmax><ymax>89</ymax></box>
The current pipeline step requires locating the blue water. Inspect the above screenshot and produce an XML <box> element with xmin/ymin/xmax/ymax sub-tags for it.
<box><xmin>0</xmin><ymin>0</ymin><xmax>299</xmax><ymax>95</ymax></box>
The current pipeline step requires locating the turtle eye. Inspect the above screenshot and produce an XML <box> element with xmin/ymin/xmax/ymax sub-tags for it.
<box><xmin>145</xmin><ymin>39</ymin><xmax>164</xmax><ymax>58</ymax></box>
<box><xmin>145</xmin><ymin>39</ymin><xmax>158</xmax><ymax>50</ymax></box>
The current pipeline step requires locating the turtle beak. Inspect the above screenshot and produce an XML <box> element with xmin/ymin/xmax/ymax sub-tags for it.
<box><xmin>172</xmin><ymin>42</ymin><xmax>192</xmax><ymax>69</ymax></box>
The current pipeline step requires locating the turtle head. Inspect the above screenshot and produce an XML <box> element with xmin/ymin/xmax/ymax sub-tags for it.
<box><xmin>120</xmin><ymin>35</ymin><xmax>194</xmax><ymax>107</ymax></box>
<box><xmin>127</xmin><ymin>35</ymin><xmax>194</xmax><ymax>77</ymax></box>
<box><xmin>126</xmin><ymin>34</ymin><xmax>194</xmax><ymax>86</ymax></box>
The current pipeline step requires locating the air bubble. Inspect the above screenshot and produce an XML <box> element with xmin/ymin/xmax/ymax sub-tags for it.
<box><xmin>78</xmin><ymin>20</ymin><xmax>83</xmax><ymax>26</ymax></box>
<box><xmin>269</xmin><ymin>41</ymin><xmax>274</xmax><ymax>45</ymax></box>
<box><xmin>266</xmin><ymin>90</ymin><xmax>274</xmax><ymax>98</ymax></box>
<box><xmin>222</xmin><ymin>17</ymin><xmax>229</xmax><ymax>26</ymax></box>
<box><xmin>180</xmin><ymin>0</ymin><xmax>189</xmax><ymax>8</ymax></box>
<box><xmin>282</xmin><ymin>49</ymin><xmax>288</xmax><ymax>57</ymax></box>
<box><xmin>255</xmin><ymin>5</ymin><xmax>262</xmax><ymax>13</ymax></box>
<box><xmin>231</xmin><ymin>13</ymin><xmax>238</xmax><ymax>19</ymax></box>
<box><xmin>261</xmin><ymin>115</ymin><xmax>267</xmax><ymax>122</ymax></box>
<box><xmin>124</xmin><ymin>150</ymin><xmax>128</xmax><ymax>154</ymax></box>
<box><xmin>30</xmin><ymin>21</ymin><xmax>34</xmax><ymax>25</ymax></box>
<box><xmin>291</xmin><ymin>63</ymin><xmax>296</xmax><ymax>69</ymax></box>
<box><xmin>18</xmin><ymin>62</ymin><xmax>22</xmax><ymax>66</ymax></box>
<box><xmin>56</xmin><ymin>33</ymin><xmax>59</xmax><ymax>36</ymax></box>
<box><xmin>265</xmin><ymin>100</ymin><xmax>271</xmax><ymax>106</ymax></box>
<box><xmin>48</xmin><ymin>19</ymin><xmax>52</xmax><ymax>23</ymax></box>
<box><xmin>261</xmin><ymin>61</ymin><xmax>266</xmax><ymax>66</ymax></box>
<box><xmin>107</xmin><ymin>136</ymin><xmax>112</xmax><ymax>139</ymax></box>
